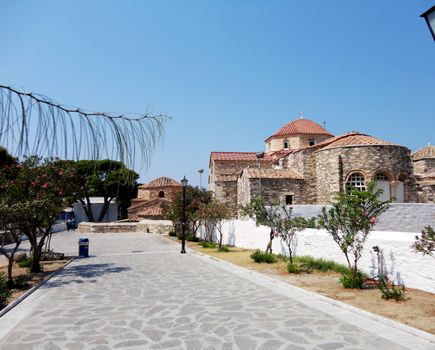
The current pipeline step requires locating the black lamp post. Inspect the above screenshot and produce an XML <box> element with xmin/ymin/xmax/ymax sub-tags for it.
<box><xmin>256</xmin><ymin>152</ymin><xmax>265</xmax><ymax>197</ymax></box>
<box><xmin>421</xmin><ymin>6</ymin><xmax>435</xmax><ymax>41</ymax></box>
<box><xmin>180</xmin><ymin>176</ymin><xmax>188</xmax><ymax>254</ymax></box>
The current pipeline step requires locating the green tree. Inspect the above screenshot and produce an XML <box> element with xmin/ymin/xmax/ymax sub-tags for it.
<box><xmin>198</xmin><ymin>199</ymin><xmax>232</xmax><ymax>248</ymax></box>
<box><xmin>412</xmin><ymin>226</ymin><xmax>434</xmax><ymax>258</ymax></box>
<box><xmin>0</xmin><ymin>156</ymin><xmax>76</xmax><ymax>273</ymax></box>
<box><xmin>163</xmin><ymin>187</ymin><xmax>212</xmax><ymax>239</ymax></box>
<box><xmin>74</xmin><ymin>160</ymin><xmax>139</xmax><ymax>222</ymax></box>
<box><xmin>239</xmin><ymin>196</ymin><xmax>282</xmax><ymax>253</ymax></box>
<box><xmin>318</xmin><ymin>182</ymin><xmax>391</xmax><ymax>287</ymax></box>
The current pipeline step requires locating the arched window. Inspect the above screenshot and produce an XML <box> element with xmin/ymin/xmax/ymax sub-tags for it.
<box><xmin>346</xmin><ymin>173</ymin><xmax>366</xmax><ymax>191</ymax></box>
<box><xmin>159</xmin><ymin>191</ymin><xmax>165</xmax><ymax>198</ymax></box>
<box><xmin>283</xmin><ymin>140</ymin><xmax>289</xmax><ymax>149</ymax></box>
<box><xmin>374</xmin><ymin>172</ymin><xmax>388</xmax><ymax>181</ymax></box>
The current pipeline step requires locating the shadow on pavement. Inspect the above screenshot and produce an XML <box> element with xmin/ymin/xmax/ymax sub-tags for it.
<box><xmin>42</xmin><ymin>263</ymin><xmax>131</xmax><ymax>288</ymax></box>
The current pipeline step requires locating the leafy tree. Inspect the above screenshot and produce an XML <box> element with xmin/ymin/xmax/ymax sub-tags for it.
<box><xmin>163</xmin><ymin>186</ymin><xmax>212</xmax><ymax>239</ymax></box>
<box><xmin>199</xmin><ymin>200</ymin><xmax>232</xmax><ymax>248</ymax></box>
<box><xmin>412</xmin><ymin>226</ymin><xmax>434</xmax><ymax>258</ymax></box>
<box><xmin>239</xmin><ymin>196</ymin><xmax>282</xmax><ymax>253</ymax></box>
<box><xmin>276</xmin><ymin>208</ymin><xmax>307</xmax><ymax>266</ymax></box>
<box><xmin>318</xmin><ymin>182</ymin><xmax>391</xmax><ymax>287</ymax></box>
<box><xmin>74</xmin><ymin>160</ymin><xmax>139</xmax><ymax>222</ymax></box>
<box><xmin>0</xmin><ymin>156</ymin><xmax>76</xmax><ymax>273</ymax></box>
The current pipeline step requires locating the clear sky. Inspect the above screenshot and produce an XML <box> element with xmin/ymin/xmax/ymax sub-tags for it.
<box><xmin>1</xmin><ymin>1</ymin><xmax>434</xmax><ymax>186</ymax></box>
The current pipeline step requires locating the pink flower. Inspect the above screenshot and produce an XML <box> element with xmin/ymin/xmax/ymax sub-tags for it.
<box><xmin>31</xmin><ymin>181</ymin><xmax>36</xmax><ymax>187</ymax></box>
<box><xmin>370</xmin><ymin>217</ymin><xmax>377</xmax><ymax>225</ymax></box>
<box><xmin>42</xmin><ymin>183</ymin><xmax>48</xmax><ymax>189</ymax></box>
<box><xmin>58</xmin><ymin>171</ymin><xmax>63</xmax><ymax>176</ymax></box>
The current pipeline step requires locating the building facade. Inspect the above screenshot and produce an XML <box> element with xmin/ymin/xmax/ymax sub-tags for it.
<box><xmin>209</xmin><ymin>117</ymin><xmax>431</xmax><ymax>207</ymax></box>
<box><xmin>128</xmin><ymin>177</ymin><xmax>181</xmax><ymax>220</ymax></box>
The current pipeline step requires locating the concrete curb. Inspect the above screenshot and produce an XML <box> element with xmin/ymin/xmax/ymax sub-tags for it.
<box><xmin>0</xmin><ymin>258</ymin><xmax>75</xmax><ymax>318</ymax></box>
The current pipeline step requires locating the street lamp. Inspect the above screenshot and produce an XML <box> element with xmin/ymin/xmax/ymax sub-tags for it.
<box><xmin>256</xmin><ymin>152</ymin><xmax>264</xmax><ymax>197</ymax></box>
<box><xmin>180</xmin><ymin>176</ymin><xmax>188</xmax><ymax>254</ymax></box>
<box><xmin>421</xmin><ymin>6</ymin><xmax>435</xmax><ymax>41</ymax></box>
<box><xmin>198</xmin><ymin>169</ymin><xmax>204</xmax><ymax>189</ymax></box>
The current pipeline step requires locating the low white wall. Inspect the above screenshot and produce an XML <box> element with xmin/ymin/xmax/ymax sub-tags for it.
<box><xmin>202</xmin><ymin>219</ymin><xmax>435</xmax><ymax>294</ymax></box>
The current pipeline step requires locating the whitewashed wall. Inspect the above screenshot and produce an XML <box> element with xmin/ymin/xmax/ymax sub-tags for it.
<box><xmin>200</xmin><ymin>219</ymin><xmax>435</xmax><ymax>294</ymax></box>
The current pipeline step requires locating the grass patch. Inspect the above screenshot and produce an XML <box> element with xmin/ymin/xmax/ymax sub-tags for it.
<box><xmin>250</xmin><ymin>249</ymin><xmax>277</xmax><ymax>264</ymax></box>
<box><xmin>294</xmin><ymin>256</ymin><xmax>350</xmax><ymax>274</ymax></box>
<box><xmin>218</xmin><ymin>246</ymin><xmax>230</xmax><ymax>252</ymax></box>
<box><xmin>199</xmin><ymin>241</ymin><xmax>217</xmax><ymax>249</ymax></box>
<box><xmin>17</xmin><ymin>257</ymin><xmax>33</xmax><ymax>268</ymax></box>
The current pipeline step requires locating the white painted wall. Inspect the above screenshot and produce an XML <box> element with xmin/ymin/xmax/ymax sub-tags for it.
<box><xmin>199</xmin><ymin>219</ymin><xmax>435</xmax><ymax>294</ymax></box>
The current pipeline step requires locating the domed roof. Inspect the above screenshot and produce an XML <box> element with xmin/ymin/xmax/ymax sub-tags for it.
<box><xmin>315</xmin><ymin>132</ymin><xmax>398</xmax><ymax>150</ymax></box>
<box><xmin>138</xmin><ymin>176</ymin><xmax>181</xmax><ymax>189</ymax></box>
<box><xmin>412</xmin><ymin>144</ymin><xmax>435</xmax><ymax>160</ymax></box>
<box><xmin>266</xmin><ymin>118</ymin><xmax>333</xmax><ymax>141</ymax></box>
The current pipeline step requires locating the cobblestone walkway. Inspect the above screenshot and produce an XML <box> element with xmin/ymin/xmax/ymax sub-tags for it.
<box><xmin>0</xmin><ymin>233</ymin><xmax>433</xmax><ymax>349</ymax></box>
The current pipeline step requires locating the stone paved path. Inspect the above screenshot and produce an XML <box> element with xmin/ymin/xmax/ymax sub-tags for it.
<box><xmin>0</xmin><ymin>232</ymin><xmax>433</xmax><ymax>350</ymax></box>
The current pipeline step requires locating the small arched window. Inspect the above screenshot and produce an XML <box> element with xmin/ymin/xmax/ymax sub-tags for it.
<box><xmin>159</xmin><ymin>191</ymin><xmax>165</xmax><ymax>198</ymax></box>
<box><xmin>346</xmin><ymin>173</ymin><xmax>366</xmax><ymax>191</ymax></box>
<box><xmin>283</xmin><ymin>140</ymin><xmax>289</xmax><ymax>149</ymax></box>
<box><xmin>374</xmin><ymin>172</ymin><xmax>388</xmax><ymax>181</ymax></box>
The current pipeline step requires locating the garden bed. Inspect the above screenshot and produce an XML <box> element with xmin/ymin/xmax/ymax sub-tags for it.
<box><xmin>0</xmin><ymin>258</ymin><xmax>71</xmax><ymax>313</ymax></box>
<box><xmin>185</xmin><ymin>241</ymin><xmax>435</xmax><ymax>335</ymax></box>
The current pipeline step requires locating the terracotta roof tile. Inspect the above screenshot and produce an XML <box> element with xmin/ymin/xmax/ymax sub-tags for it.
<box><xmin>412</xmin><ymin>145</ymin><xmax>435</xmax><ymax>160</ymax></box>
<box><xmin>266</xmin><ymin>118</ymin><xmax>333</xmax><ymax>141</ymax></box>
<box><xmin>315</xmin><ymin>132</ymin><xmax>398</xmax><ymax>150</ymax></box>
<box><xmin>138</xmin><ymin>177</ymin><xmax>181</xmax><ymax>189</ymax></box>
<box><xmin>210</xmin><ymin>152</ymin><xmax>273</xmax><ymax>162</ymax></box>
<box><xmin>241</xmin><ymin>168</ymin><xmax>303</xmax><ymax>180</ymax></box>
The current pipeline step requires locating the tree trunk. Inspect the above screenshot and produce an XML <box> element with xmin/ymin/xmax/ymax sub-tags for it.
<box><xmin>265</xmin><ymin>229</ymin><xmax>274</xmax><ymax>253</ymax></box>
<box><xmin>7</xmin><ymin>257</ymin><xmax>14</xmax><ymax>287</ymax></box>
<box><xmin>288</xmin><ymin>244</ymin><xmax>293</xmax><ymax>265</ymax></box>
<box><xmin>80</xmin><ymin>197</ymin><xmax>95</xmax><ymax>222</ymax></box>
<box><xmin>97</xmin><ymin>197</ymin><xmax>113</xmax><ymax>222</ymax></box>
<box><xmin>30</xmin><ymin>242</ymin><xmax>42</xmax><ymax>273</ymax></box>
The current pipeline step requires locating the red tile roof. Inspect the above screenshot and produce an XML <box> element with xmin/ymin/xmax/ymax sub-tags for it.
<box><xmin>242</xmin><ymin>168</ymin><xmax>303</xmax><ymax>180</ymax></box>
<box><xmin>210</xmin><ymin>152</ymin><xmax>273</xmax><ymax>162</ymax></box>
<box><xmin>412</xmin><ymin>145</ymin><xmax>435</xmax><ymax>160</ymax></box>
<box><xmin>315</xmin><ymin>132</ymin><xmax>398</xmax><ymax>150</ymax></box>
<box><xmin>138</xmin><ymin>177</ymin><xmax>181</xmax><ymax>189</ymax></box>
<box><xmin>266</xmin><ymin>118</ymin><xmax>333</xmax><ymax>141</ymax></box>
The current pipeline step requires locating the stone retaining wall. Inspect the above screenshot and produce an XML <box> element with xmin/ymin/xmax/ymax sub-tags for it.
<box><xmin>78</xmin><ymin>222</ymin><xmax>137</xmax><ymax>233</ymax></box>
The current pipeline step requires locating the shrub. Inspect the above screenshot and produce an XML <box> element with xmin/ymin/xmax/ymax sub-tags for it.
<box><xmin>378</xmin><ymin>277</ymin><xmax>406</xmax><ymax>301</ymax></box>
<box><xmin>340</xmin><ymin>271</ymin><xmax>365</xmax><ymax>289</ymax></box>
<box><xmin>296</xmin><ymin>256</ymin><xmax>350</xmax><ymax>274</ymax></box>
<box><xmin>17</xmin><ymin>257</ymin><xmax>33</xmax><ymax>268</ymax></box>
<box><xmin>14</xmin><ymin>275</ymin><xmax>30</xmax><ymax>289</ymax></box>
<box><xmin>287</xmin><ymin>263</ymin><xmax>300</xmax><ymax>274</ymax></box>
<box><xmin>185</xmin><ymin>234</ymin><xmax>199</xmax><ymax>242</ymax></box>
<box><xmin>250</xmin><ymin>249</ymin><xmax>277</xmax><ymax>263</ymax></box>
<box><xmin>200</xmin><ymin>241</ymin><xmax>217</xmax><ymax>249</ymax></box>
<box><xmin>168</xmin><ymin>230</ymin><xmax>176</xmax><ymax>237</ymax></box>
<box><xmin>0</xmin><ymin>273</ymin><xmax>12</xmax><ymax>308</ymax></box>
<box><xmin>218</xmin><ymin>246</ymin><xmax>229</xmax><ymax>252</ymax></box>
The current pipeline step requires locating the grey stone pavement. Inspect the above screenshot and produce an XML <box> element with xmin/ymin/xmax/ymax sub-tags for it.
<box><xmin>0</xmin><ymin>231</ymin><xmax>434</xmax><ymax>350</ymax></box>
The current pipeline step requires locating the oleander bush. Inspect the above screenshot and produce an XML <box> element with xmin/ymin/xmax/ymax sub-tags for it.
<box><xmin>250</xmin><ymin>249</ymin><xmax>277</xmax><ymax>263</ymax></box>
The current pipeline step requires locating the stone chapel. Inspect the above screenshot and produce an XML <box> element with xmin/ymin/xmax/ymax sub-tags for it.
<box><xmin>209</xmin><ymin>117</ymin><xmax>433</xmax><ymax>207</ymax></box>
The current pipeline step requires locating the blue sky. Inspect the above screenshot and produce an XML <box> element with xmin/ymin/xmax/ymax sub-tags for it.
<box><xmin>1</xmin><ymin>1</ymin><xmax>434</xmax><ymax>186</ymax></box>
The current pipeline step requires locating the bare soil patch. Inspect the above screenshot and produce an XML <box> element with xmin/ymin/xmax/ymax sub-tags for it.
<box><xmin>0</xmin><ymin>258</ymin><xmax>71</xmax><ymax>310</ymax></box>
<box><xmin>186</xmin><ymin>241</ymin><xmax>435</xmax><ymax>335</ymax></box>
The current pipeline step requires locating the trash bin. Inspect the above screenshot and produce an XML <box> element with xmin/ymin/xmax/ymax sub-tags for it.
<box><xmin>78</xmin><ymin>238</ymin><xmax>89</xmax><ymax>257</ymax></box>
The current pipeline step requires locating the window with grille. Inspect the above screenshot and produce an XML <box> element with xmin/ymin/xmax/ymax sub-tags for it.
<box><xmin>374</xmin><ymin>172</ymin><xmax>388</xmax><ymax>181</ymax></box>
<box><xmin>346</xmin><ymin>173</ymin><xmax>366</xmax><ymax>191</ymax></box>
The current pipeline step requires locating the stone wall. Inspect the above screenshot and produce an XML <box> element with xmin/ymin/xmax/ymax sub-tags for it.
<box><xmin>266</xmin><ymin>134</ymin><xmax>332</xmax><ymax>152</ymax></box>
<box><xmin>78</xmin><ymin>222</ymin><xmax>137</xmax><ymax>233</ymax></box>
<box><xmin>413</xmin><ymin>158</ymin><xmax>435</xmax><ymax>176</ymax></box>
<box><xmin>315</xmin><ymin>145</ymin><xmax>417</xmax><ymax>204</ymax></box>
<box><xmin>239</xmin><ymin>178</ymin><xmax>305</xmax><ymax>206</ymax></box>
<box><xmin>286</xmin><ymin>149</ymin><xmax>317</xmax><ymax>203</ymax></box>
<box><xmin>210</xmin><ymin>160</ymin><xmax>272</xmax><ymax>206</ymax></box>
<box><xmin>137</xmin><ymin>219</ymin><xmax>173</xmax><ymax>234</ymax></box>
<box><xmin>199</xmin><ymin>219</ymin><xmax>435</xmax><ymax>293</ymax></box>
